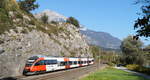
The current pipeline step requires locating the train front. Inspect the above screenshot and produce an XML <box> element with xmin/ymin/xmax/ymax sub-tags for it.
<box><xmin>23</xmin><ymin>56</ymin><xmax>39</xmax><ymax>75</ymax></box>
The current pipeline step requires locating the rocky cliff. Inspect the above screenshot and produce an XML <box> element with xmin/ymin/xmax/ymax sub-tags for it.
<box><xmin>0</xmin><ymin>0</ymin><xmax>91</xmax><ymax>77</ymax></box>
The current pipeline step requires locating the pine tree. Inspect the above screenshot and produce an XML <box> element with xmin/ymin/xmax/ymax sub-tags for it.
<box><xmin>41</xmin><ymin>13</ymin><xmax>49</xmax><ymax>24</ymax></box>
<box><xmin>18</xmin><ymin>0</ymin><xmax>39</xmax><ymax>13</ymax></box>
<box><xmin>67</xmin><ymin>17</ymin><xmax>80</xmax><ymax>28</ymax></box>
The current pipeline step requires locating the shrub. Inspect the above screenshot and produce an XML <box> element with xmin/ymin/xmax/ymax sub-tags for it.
<box><xmin>66</xmin><ymin>17</ymin><xmax>80</xmax><ymax>28</ymax></box>
<box><xmin>0</xmin><ymin>0</ymin><xmax>19</xmax><ymax>11</ymax></box>
<box><xmin>18</xmin><ymin>0</ymin><xmax>39</xmax><ymax>13</ymax></box>
<box><xmin>51</xmin><ymin>21</ymin><xmax>58</xmax><ymax>24</ymax></box>
<box><xmin>107</xmin><ymin>62</ymin><xmax>115</xmax><ymax>66</ymax></box>
<box><xmin>41</xmin><ymin>13</ymin><xmax>48</xmax><ymax>24</ymax></box>
<box><xmin>126</xmin><ymin>64</ymin><xmax>150</xmax><ymax>75</ymax></box>
<box><xmin>126</xmin><ymin>64</ymin><xmax>139</xmax><ymax>71</ymax></box>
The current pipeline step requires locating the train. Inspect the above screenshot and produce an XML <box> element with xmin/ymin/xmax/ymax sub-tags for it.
<box><xmin>23</xmin><ymin>56</ymin><xmax>94</xmax><ymax>75</ymax></box>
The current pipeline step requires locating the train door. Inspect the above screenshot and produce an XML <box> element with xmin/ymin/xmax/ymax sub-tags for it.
<box><xmin>45</xmin><ymin>60</ymin><xmax>58</xmax><ymax>71</ymax></box>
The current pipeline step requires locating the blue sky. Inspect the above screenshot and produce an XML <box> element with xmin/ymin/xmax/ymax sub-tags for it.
<box><xmin>33</xmin><ymin>0</ymin><xmax>150</xmax><ymax>45</ymax></box>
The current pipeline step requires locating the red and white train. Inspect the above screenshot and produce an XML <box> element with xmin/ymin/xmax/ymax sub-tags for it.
<box><xmin>23</xmin><ymin>56</ymin><xmax>94</xmax><ymax>75</ymax></box>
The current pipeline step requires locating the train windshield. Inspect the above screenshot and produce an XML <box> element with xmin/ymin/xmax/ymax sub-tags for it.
<box><xmin>25</xmin><ymin>56</ymin><xmax>39</xmax><ymax>67</ymax></box>
<box><xmin>26</xmin><ymin>62</ymin><xmax>33</xmax><ymax>67</ymax></box>
<box><xmin>25</xmin><ymin>60</ymin><xmax>35</xmax><ymax>67</ymax></box>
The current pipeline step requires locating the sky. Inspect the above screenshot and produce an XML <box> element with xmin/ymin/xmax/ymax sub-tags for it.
<box><xmin>33</xmin><ymin>0</ymin><xmax>150</xmax><ymax>45</ymax></box>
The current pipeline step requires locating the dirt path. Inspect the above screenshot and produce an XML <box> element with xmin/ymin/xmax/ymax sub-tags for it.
<box><xmin>17</xmin><ymin>63</ymin><xmax>106</xmax><ymax>80</ymax></box>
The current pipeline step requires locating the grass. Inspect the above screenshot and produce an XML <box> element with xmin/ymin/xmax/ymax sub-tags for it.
<box><xmin>80</xmin><ymin>67</ymin><xmax>150</xmax><ymax>80</ymax></box>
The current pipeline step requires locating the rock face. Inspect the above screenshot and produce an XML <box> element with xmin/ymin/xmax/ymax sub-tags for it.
<box><xmin>0</xmin><ymin>25</ymin><xmax>90</xmax><ymax>77</ymax></box>
<box><xmin>0</xmin><ymin>0</ymin><xmax>91</xmax><ymax>77</ymax></box>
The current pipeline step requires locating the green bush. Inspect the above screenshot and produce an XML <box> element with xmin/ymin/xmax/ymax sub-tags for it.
<box><xmin>66</xmin><ymin>17</ymin><xmax>80</xmax><ymax>28</ymax></box>
<box><xmin>41</xmin><ymin>13</ymin><xmax>48</xmax><ymax>24</ymax></box>
<box><xmin>126</xmin><ymin>64</ymin><xmax>150</xmax><ymax>75</ymax></box>
<box><xmin>51</xmin><ymin>21</ymin><xmax>58</xmax><ymax>24</ymax></box>
<box><xmin>107</xmin><ymin>62</ymin><xmax>115</xmax><ymax>66</ymax></box>
<box><xmin>0</xmin><ymin>8</ymin><xmax>13</xmax><ymax>34</ymax></box>
<box><xmin>126</xmin><ymin>64</ymin><xmax>139</xmax><ymax>71</ymax></box>
<box><xmin>18</xmin><ymin>0</ymin><xmax>39</xmax><ymax>13</ymax></box>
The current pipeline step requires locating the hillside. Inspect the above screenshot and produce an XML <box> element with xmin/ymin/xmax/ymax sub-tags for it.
<box><xmin>80</xmin><ymin>29</ymin><xmax>121</xmax><ymax>49</ymax></box>
<box><xmin>0</xmin><ymin>0</ymin><xmax>91</xmax><ymax>77</ymax></box>
<box><xmin>35</xmin><ymin>10</ymin><xmax>122</xmax><ymax>50</ymax></box>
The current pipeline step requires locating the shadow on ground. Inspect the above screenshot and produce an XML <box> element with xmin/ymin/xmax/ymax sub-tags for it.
<box><xmin>0</xmin><ymin>77</ymin><xmax>17</xmax><ymax>80</ymax></box>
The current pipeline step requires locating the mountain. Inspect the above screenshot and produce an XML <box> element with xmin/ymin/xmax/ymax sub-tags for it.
<box><xmin>80</xmin><ymin>28</ymin><xmax>121</xmax><ymax>49</ymax></box>
<box><xmin>34</xmin><ymin>10</ymin><xmax>122</xmax><ymax>49</ymax></box>
<box><xmin>34</xmin><ymin>10</ymin><xmax>67</xmax><ymax>22</ymax></box>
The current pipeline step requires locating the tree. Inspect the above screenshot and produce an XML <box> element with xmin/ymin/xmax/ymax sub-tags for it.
<box><xmin>134</xmin><ymin>0</ymin><xmax>150</xmax><ymax>37</ymax></box>
<box><xmin>144</xmin><ymin>44</ymin><xmax>150</xmax><ymax>50</ymax></box>
<box><xmin>120</xmin><ymin>36</ymin><xmax>144</xmax><ymax>65</ymax></box>
<box><xmin>18</xmin><ymin>0</ymin><xmax>39</xmax><ymax>13</ymax></box>
<box><xmin>121</xmin><ymin>36</ymin><xmax>143</xmax><ymax>54</ymax></box>
<box><xmin>90</xmin><ymin>45</ymin><xmax>100</xmax><ymax>58</ymax></box>
<box><xmin>66</xmin><ymin>17</ymin><xmax>80</xmax><ymax>28</ymax></box>
<box><xmin>41</xmin><ymin>13</ymin><xmax>48</xmax><ymax>24</ymax></box>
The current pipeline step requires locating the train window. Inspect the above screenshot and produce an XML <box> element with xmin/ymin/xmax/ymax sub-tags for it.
<box><xmin>60</xmin><ymin>62</ymin><xmax>66</xmax><ymax>66</ymax></box>
<box><xmin>45</xmin><ymin>60</ymin><xmax>50</xmax><ymax>65</ymax></box>
<box><xmin>81</xmin><ymin>61</ymin><xmax>83</xmax><ymax>64</ymax></box>
<box><xmin>44</xmin><ymin>60</ymin><xmax>57</xmax><ymax>65</ymax></box>
<box><xmin>79</xmin><ymin>61</ymin><xmax>83</xmax><ymax>64</ymax></box>
<box><xmin>51</xmin><ymin>60</ymin><xmax>57</xmax><ymax>64</ymax></box>
<box><xmin>35</xmin><ymin>61</ymin><xmax>41</xmax><ymax>66</ymax></box>
<box><xmin>64</xmin><ymin>62</ymin><xmax>68</xmax><ymax>65</ymax></box>
<box><xmin>34</xmin><ymin>60</ymin><xmax>45</xmax><ymax>66</ymax></box>
<box><xmin>87</xmin><ymin>61</ymin><xmax>89</xmax><ymax>63</ymax></box>
<box><xmin>69</xmin><ymin>61</ymin><xmax>72</xmax><ymax>65</ymax></box>
<box><xmin>74</xmin><ymin>61</ymin><xmax>77</xmax><ymax>64</ymax></box>
<box><xmin>40</xmin><ymin>60</ymin><xmax>45</xmax><ymax>65</ymax></box>
<box><xmin>26</xmin><ymin>62</ymin><xmax>32</xmax><ymax>67</ymax></box>
<box><xmin>78</xmin><ymin>61</ymin><xmax>81</xmax><ymax>64</ymax></box>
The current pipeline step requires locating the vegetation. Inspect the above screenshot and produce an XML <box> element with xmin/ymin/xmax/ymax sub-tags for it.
<box><xmin>0</xmin><ymin>0</ymin><xmax>17</xmax><ymax>34</ymax></box>
<box><xmin>120</xmin><ymin>36</ymin><xmax>144</xmax><ymax>65</ymax></box>
<box><xmin>18</xmin><ymin>0</ymin><xmax>39</xmax><ymax>13</ymax></box>
<box><xmin>0</xmin><ymin>0</ymin><xmax>65</xmax><ymax>35</ymax></box>
<box><xmin>66</xmin><ymin>17</ymin><xmax>80</xmax><ymax>28</ymax></box>
<box><xmin>126</xmin><ymin>64</ymin><xmax>150</xmax><ymax>75</ymax></box>
<box><xmin>142</xmin><ymin>45</ymin><xmax>150</xmax><ymax>67</ymax></box>
<box><xmin>51</xmin><ymin>21</ymin><xmax>58</xmax><ymax>25</ymax></box>
<box><xmin>100</xmin><ymin>51</ymin><xmax>119</xmax><ymax>66</ymax></box>
<box><xmin>89</xmin><ymin>45</ymin><xmax>119</xmax><ymax>66</ymax></box>
<box><xmin>0</xmin><ymin>0</ymin><xmax>19</xmax><ymax>11</ymax></box>
<box><xmin>134</xmin><ymin>0</ymin><xmax>150</xmax><ymax>37</ymax></box>
<box><xmin>120</xmin><ymin>35</ymin><xmax>150</xmax><ymax>75</ymax></box>
<box><xmin>90</xmin><ymin>45</ymin><xmax>101</xmax><ymax>58</ymax></box>
<box><xmin>81</xmin><ymin>67</ymin><xmax>148</xmax><ymax>80</ymax></box>
<box><xmin>41</xmin><ymin>13</ymin><xmax>49</xmax><ymax>24</ymax></box>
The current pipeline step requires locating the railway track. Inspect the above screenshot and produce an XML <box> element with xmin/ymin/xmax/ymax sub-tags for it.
<box><xmin>16</xmin><ymin>63</ymin><xmax>106</xmax><ymax>80</ymax></box>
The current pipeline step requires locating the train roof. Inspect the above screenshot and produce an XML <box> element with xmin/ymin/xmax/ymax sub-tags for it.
<box><xmin>28</xmin><ymin>55</ymin><xmax>94</xmax><ymax>60</ymax></box>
